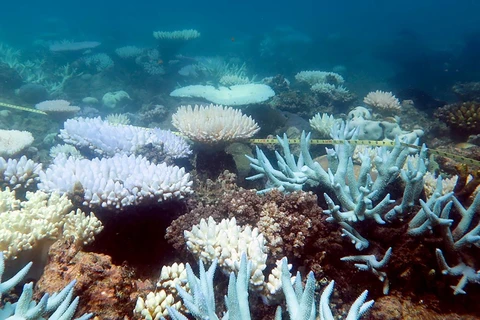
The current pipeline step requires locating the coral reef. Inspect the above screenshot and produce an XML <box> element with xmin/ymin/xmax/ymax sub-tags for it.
<box><xmin>170</xmin><ymin>84</ymin><xmax>275</xmax><ymax>106</ymax></box>
<box><xmin>0</xmin><ymin>155</ymin><xmax>42</xmax><ymax>190</ymax></box>
<box><xmin>3</xmin><ymin>19</ymin><xmax>480</xmax><ymax>320</ymax></box>
<box><xmin>153</xmin><ymin>29</ymin><xmax>201</xmax><ymax>40</ymax></box>
<box><xmin>269</xmin><ymin>89</ymin><xmax>326</xmax><ymax>118</ymax></box>
<box><xmin>35</xmin><ymin>99</ymin><xmax>80</xmax><ymax>113</ymax></box>
<box><xmin>309</xmin><ymin>113</ymin><xmax>338</xmax><ymax>137</ymax></box>
<box><xmin>294</xmin><ymin>70</ymin><xmax>355</xmax><ymax>109</ymax></box>
<box><xmin>435</xmin><ymin>101</ymin><xmax>480</xmax><ymax>135</ymax></box>
<box><xmin>363</xmin><ymin>90</ymin><xmax>401</xmax><ymax>112</ymax></box>
<box><xmin>36</xmin><ymin>240</ymin><xmax>136</xmax><ymax>319</ymax></box>
<box><xmin>0</xmin><ymin>188</ymin><xmax>102</xmax><ymax>259</ymax></box>
<box><xmin>0</xmin><ymin>249</ymin><xmax>92</xmax><ymax>319</ymax></box>
<box><xmin>59</xmin><ymin>117</ymin><xmax>191</xmax><ymax>159</ymax></box>
<box><xmin>0</xmin><ymin>129</ymin><xmax>34</xmax><ymax>157</ymax></box>
<box><xmin>134</xmin><ymin>262</ymin><xmax>188</xmax><ymax>319</ymax></box>
<box><xmin>38</xmin><ymin>154</ymin><xmax>193</xmax><ymax>209</ymax></box>
<box><xmin>166</xmin><ymin>172</ymin><xmax>325</xmax><ymax>263</ymax></box>
<box><xmin>172</xmin><ymin>104</ymin><xmax>260</xmax><ymax>145</ymax></box>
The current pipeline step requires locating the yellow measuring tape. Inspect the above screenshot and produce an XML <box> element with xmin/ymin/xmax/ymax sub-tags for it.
<box><xmin>0</xmin><ymin>102</ymin><xmax>47</xmax><ymax>115</ymax></box>
<box><xmin>3</xmin><ymin>101</ymin><xmax>478</xmax><ymax>168</ymax></box>
<box><xmin>249</xmin><ymin>138</ymin><xmax>480</xmax><ymax>168</ymax></box>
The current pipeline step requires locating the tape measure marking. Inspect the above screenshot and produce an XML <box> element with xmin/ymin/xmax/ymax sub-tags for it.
<box><xmin>3</xmin><ymin>101</ymin><xmax>477</xmax><ymax>168</ymax></box>
<box><xmin>249</xmin><ymin>138</ymin><xmax>480</xmax><ymax>168</ymax></box>
<box><xmin>0</xmin><ymin>102</ymin><xmax>47</xmax><ymax>115</ymax></box>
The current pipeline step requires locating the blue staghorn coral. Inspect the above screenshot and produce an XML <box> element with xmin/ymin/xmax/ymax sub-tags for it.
<box><xmin>166</xmin><ymin>254</ymin><xmax>373</xmax><ymax>320</ymax></box>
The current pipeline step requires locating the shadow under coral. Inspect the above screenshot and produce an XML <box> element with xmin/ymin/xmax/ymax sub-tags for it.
<box><xmin>83</xmin><ymin>200</ymin><xmax>187</xmax><ymax>278</ymax></box>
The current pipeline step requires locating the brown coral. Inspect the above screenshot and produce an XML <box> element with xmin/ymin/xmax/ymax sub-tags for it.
<box><xmin>35</xmin><ymin>240</ymin><xmax>139</xmax><ymax>319</ymax></box>
<box><xmin>166</xmin><ymin>171</ymin><xmax>327</xmax><ymax>263</ymax></box>
<box><xmin>435</xmin><ymin>101</ymin><xmax>480</xmax><ymax>134</ymax></box>
<box><xmin>453</xmin><ymin>164</ymin><xmax>480</xmax><ymax>201</ymax></box>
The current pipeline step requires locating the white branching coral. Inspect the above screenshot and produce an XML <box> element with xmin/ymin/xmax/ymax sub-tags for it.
<box><xmin>183</xmin><ymin>217</ymin><xmax>291</xmax><ymax>302</ymax></box>
<box><xmin>423</xmin><ymin>172</ymin><xmax>458</xmax><ymax>198</ymax></box>
<box><xmin>106</xmin><ymin>113</ymin><xmax>130</xmax><ymax>125</ymax></box>
<box><xmin>38</xmin><ymin>154</ymin><xmax>193</xmax><ymax>209</ymax></box>
<box><xmin>134</xmin><ymin>262</ymin><xmax>188</xmax><ymax>319</ymax></box>
<box><xmin>295</xmin><ymin>70</ymin><xmax>350</xmax><ymax>101</ymax></box>
<box><xmin>219</xmin><ymin>74</ymin><xmax>252</xmax><ymax>86</ymax></box>
<box><xmin>295</xmin><ymin>71</ymin><xmax>344</xmax><ymax>86</ymax></box>
<box><xmin>0</xmin><ymin>188</ymin><xmax>103</xmax><ymax>259</ymax></box>
<box><xmin>115</xmin><ymin>46</ymin><xmax>145</xmax><ymax>58</ymax></box>
<box><xmin>0</xmin><ymin>129</ymin><xmax>34</xmax><ymax>157</ymax></box>
<box><xmin>153</xmin><ymin>29</ymin><xmax>200</xmax><ymax>40</ymax></box>
<box><xmin>60</xmin><ymin>117</ymin><xmax>191</xmax><ymax>159</ymax></box>
<box><xmin>0</xmin><ymin>156</ymin><xmax>42</xmax><ymax>189</ymax></box>
<box><xmin>363</xmin><ymin>90</ymin><xmax>401</xmax><ymax>111</ymax></box>
<box><xmin>184</xmin><ymin>217</ymin><xmax>268</xmax><ymax>291</ymax></box>
<box><xmin>172</xmin><ymin>104</ymin><xmax>260</xmax><ymax>144</ymax></box>
<box><xmin>309</xmin><ymin>113</ymin><xmax>338</xmax><ymax>137</ymax></box>
<box><xmin>49</xmin><ymin>144</ymin><xmax>83</xmax><ymax>160</ymax></box>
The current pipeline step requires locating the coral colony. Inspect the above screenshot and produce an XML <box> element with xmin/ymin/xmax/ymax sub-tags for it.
<box><xmin>0</xmin><ymin>23</ymin><xmax>480</xmax><ymax>320</ymax></box>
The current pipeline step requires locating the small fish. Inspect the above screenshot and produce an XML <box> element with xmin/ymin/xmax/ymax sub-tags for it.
<box><xmin>231</xmin><ymin>37</ymin><xmax>235</xmax><ymax>42</ymax></box>
<box><xmin>157</xmin><ymin>59</ymin><xmax>163</xmax><ymax>65</ymax></box>
<box><xmin>455</xmin><ymin>142</ymin><xmax>476</xmax><ymax>149</ymax></box>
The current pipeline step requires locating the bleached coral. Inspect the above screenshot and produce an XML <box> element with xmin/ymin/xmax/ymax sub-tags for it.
<box><xmin>0</xmin><ymin>256</ymin><xmax>93</xmax><ymax>319</ymax></box>
<box><xmin>115</xmin><ymin>46</ymin><xmax>145</xmax><ymax>58</ymax></box>
<box><xmin>102</xmin><ymin>90</ymin><xmax>130</xmax><ymax>109</ymax></box>
<box><xmin>49</xmin><ymin>40</ymin><xmax>101</xmax><ymax>52</ymax></box>
<box><xmin>157</xmin><ymin>262</ymin><xmax>188</xmax><ymax>292</ymax></box>
<box><xmin>309</xmin><ymin>113</ymin><xmax>338</xmax><ymax>137</ymax></box>
<box><xmin>38</xmin><ymin>154</ymin><xmax>193</xmax><ymax>209</ymax></box>
<box><xmin>134</xmin><ymin>262</ymin><xmax>188</xmax><ymax>319</ymax></box>
<box><xmin>170</xmin><ymin>84</ymin><xmax>275</xmax><ymax>106</ymax></box>
<box><xmin>363</xmin><ymin>90</ymin><xmax>401</xmax><ymax>111</ymax></box>
<box><xmin>106</xmin><ymin>113</ymin><xmax>130</xmax><ymax>125</ymax></box>
<box><xmin>0</xmin><ymin>188</ymin><xmax>103</xmax><ymax>259</ymax></box>
<box><xmin>348</xmin><ymin>106</ymin><xmax>372</xmax><ymax>120</ymax></box>
<box><xmin>172</xmin><ymin>104</ymin><xmax>260</xmax><ymax>144</ymax></box>
<box><xmin>0</xmin><ymin>156</ymin><xmax>42</xmax><ymax>189</ymax></box>
<box><xmin>153</xmin><ymin>29</ymin><xmax>200</xmax><ymax>40</ymax></box>
<box><xmin>219</xmin><ymin>74</ymin><xmax>251</xmax><ymax>86</ymax></box>
<box><xmin>341</xmin><ymin>248</ymin><xmax>392</xmax><ymax>294</ymax></box>
<box><xmin>135</xmin><ymin>49</ymin><xmax>165</xmax><ymax>75</ymax></box>
<box><xmin>49</xmin><ymin>144</ymin><xmax>83</xmax><ymax>160</ymax></box>
<box><xmin>248</xmin><ymin>123</ymin><xmax>424</xmax><ymax>250</ymax></box>
<box><xmin>295</xmin><ymin>70</ymin><xmax>345</xmax><ymax>86</ymax></box>
<box><xmin>135</xmin><ymin>291</ymin><xmax>177</xmax><ymax>320</ymax></box>
<box><xmin>311</xmin><ymin>82</ymin><xmax>336</xmax><ymax>93</ymax></box>
<box><xmin>409</xmin><ymin>187</ymin><xmax>480</xmax><ymax>295</ymax></box>
<box><xmin>0</xmin><ymin>129</ymin><xmax>34</xmax><ymax>157</ymax></box>
<box><xmin>62</xmin><ymin>209</ymin><xmax>104</xmax><ymax>246</ymax></box>
<box><xmin>59</xmin><ymin>117</ymin><xmax>191</xmax><ymax>159</ymax></box>
<box><xmin>83</xmin><ymin>53</ymin><xmax>114</xmax><ymax>72</ymax></box>
<box><xmin>295</xmin><ymin>70</ymin><xmax>350</xmax><ymax>101</ymax></box>
<box><xmin>184</xmin><ymin>217</ymin><xmax>268</xmax><ymax>291</ymax></box>
<box><xmin>35</xmin><ymin>100</ymin><xmax>80</xmax><ymax>113</ymax></box>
